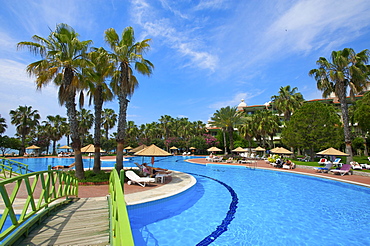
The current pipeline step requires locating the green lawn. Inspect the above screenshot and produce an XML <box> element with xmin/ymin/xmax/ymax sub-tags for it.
<box><xmin>293</xmin><ymin>158</ymin><xmax>370</xmax><ymax>173</ymax></box>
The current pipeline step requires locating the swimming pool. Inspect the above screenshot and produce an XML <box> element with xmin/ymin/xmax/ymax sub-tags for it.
<box><xmin>13</xmin><ymin>156</ymin><xmax>370</xmax><ymax>245</ymax></box>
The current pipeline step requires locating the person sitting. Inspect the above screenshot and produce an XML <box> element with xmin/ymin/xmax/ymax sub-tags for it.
<box><xmin>142</xmin><ymin>163</ymin><xmax>172</xmax><ymax>177</ymax></box>
<box><xmin>275</xmin><ymin>158</ymin><xmax>285</xmax><ymax>168</ymax></box>
<box><xmin>52</xmin><ymin>162</ymin><xmax>75</xmax><ymax>170</ymax></box>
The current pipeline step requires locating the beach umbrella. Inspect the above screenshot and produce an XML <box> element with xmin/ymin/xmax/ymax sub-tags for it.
<box><xmin>129</xmin><ymin>145</ymin><xmax>147</xmax><ymax>153</ymax></box>
<box><xmin>124</xmin><ymin>146</ymin><xmax>133</xmax><ymax>150</ymax></box>
<box><xmin>134</xmin><ymin>144</ymin><xmax>171</xmax><ymax>166</ymax></box>
<box><xmin>26</xmin><ymin>145</ymin><xmax>41</xmax><ymax>156</ymax></box>
<box><xmin>26</xmin><ymin>145</ymin><xmax>40</xmax><ymax>150</ymax></box>
<box><xmin>317</xmin><ymin>147</ymin><xmax>349</xmax><ymax>156</ymax></box>
<box><xmin>170</xmin><ymin>146</ymin><xmax>178</xmax><ymax>154</ymax></box>
<box><xmin>189</xmin><ymin>147</ymin><xmax>196</xmax><ymax>150</ymax></box>
<box><xmin>81</xmin><ymin>144</ymin><xmax>105</xmax><ymax>169</ymax></box>
<box><xmin>255</xmin><ymin>146</ymin><xmax>266</xmax><ymax>151</ymax></box>
<box><xmin>271</xmin><ymin>147</ymin><xmax>293</xmax><ymax>155</ymax></box>
<box><xmin>135</xmin><ymin>144</ymin><xmax>171</xmax><ymax>156</ymax></box>
<box><xmin>59</xmin><ymin>145</ymin><xmax>72</xmax><ymax>149</ymax></box>
<box><xmin>207</xmin><ymin>146</ymin><xmax>222</xmax><ymax>152</ymax></box>
<box><xmin>232</xmin><ymin>147</ymin><xmax>247</xmax><ymax>152</ymax></box>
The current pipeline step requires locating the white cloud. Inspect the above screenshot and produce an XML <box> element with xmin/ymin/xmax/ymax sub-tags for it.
<box><xmin>130</xmin><ymin>0</ymin><xmax>219</xmax><ymax>71</ymax></box>
<box><xmin>262</xmin><ymin>0</ymin><xmax>370</xmax><ymax>56</ymax></box>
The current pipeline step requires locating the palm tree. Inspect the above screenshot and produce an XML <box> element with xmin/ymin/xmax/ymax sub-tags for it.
<box><xmin>85</xmin><ymin>47</ymin><xmax>114</xmax><ymax>173</ymax></box>
<box><xmin>101</xmin><ymin>108</ymin><xmax>117</xmax><ymax>139</ymax></box>
<box><xmin>17</xmin><ymin>23</ymin><xmax>92</xmax><ymax>179</ymax></box>
<box><xmin>105</xmin><ymin>26</ymin><xmax>154</xmax><ymax>172</ymax></box>
<box><xmin>9</xmin><ymin>106</ymin><xmax>40</xmax><ymax>155</ymax></box>
<box><xmin>0</xmin><ymin>115</ymin><xmax>7</xmax><ymax>135</ymax></box>
<box><xmin>309</xmin><ymin>48</ymin><xmax>370</xmax><ymax>163</ymax></box>
<box><xmin>209</xmin><ymin>106</ymin><xmax>244</xmax><ymax>154</ymax></box>
<box><xmin>44</xmin><ymin>115</ymin><xmax>68</xmax><ymax>155</ymax></box>
<box><xmin>271</xmin><ymin>85</ymin><xmax>304</xmax><ymax>121</ymax></box>
<box><xmin>159</xmin><ymin>115</ymin><xmax>174</xmax><ymax>141</ymax></box>
<box><xmin>76</xmin><ymin>108</ymin><xmax>94</xmax><ymax>146</ymax></box>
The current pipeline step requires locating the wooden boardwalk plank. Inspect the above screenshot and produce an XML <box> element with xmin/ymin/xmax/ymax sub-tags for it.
<box><xmin>18</xmin><ymin>197</ymin><xmax>110</xmax><ymax>246</ymax></box>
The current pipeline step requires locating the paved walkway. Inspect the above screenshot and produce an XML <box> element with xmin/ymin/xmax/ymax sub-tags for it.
<box><xmin>18</xmin><ymin>197</ymin><xmax>109</xmax><ymax>246</ymax></box>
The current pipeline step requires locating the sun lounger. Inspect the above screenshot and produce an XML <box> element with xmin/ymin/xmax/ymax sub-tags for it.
<box><xmin>350</xmin><ymin>162</ymin><xmax>362</xmax><ymax>170</ymax></box>
<box><xmin>318</xmin><ymin>158</ymin><xmax>328</xmax><ymax>165</ymax></box>
<box><xmin>330</xmin><ymin>164</ymin><xmax>352</xmax><ymax>176</ymax></box>
<box><xmin>125</xmin><ymin>170</ymin><xmax>156</xmax><ymax>187</ymax></box>
<box><xmin>282</xmin><ymin>162</ymin><xmax>295</xmax><ymax>169</ymax></box>
<box><xmin>314</xmin><ymin>163</ymin><xmax>333</xmax><ymax>173</ymax></box>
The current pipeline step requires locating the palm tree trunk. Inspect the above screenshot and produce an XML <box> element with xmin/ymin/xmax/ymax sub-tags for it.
<box><xmin>223</xmin><ymin>130</ymin><xmax>227</xmax><ymax>154</ymax></box>
<box><xmin>52</xmin><ymin>140</ymin><xmax>57</xmax><ymax>155</ymax></box>
<box><xmin>228</xmin><ymin>128</ymin><xmax>234</xmax><ymax>152</ymax></box>
<box><xmin>337</xmin><ymin>85</ymin><xmax>353</xmax><ymax>163</ymax></box>
<box><xmin>115</xmin><ymin>95</ymin><xmax>128</xmax><ymax>172</ymax></box>
<box><xmin>64</xmin><ymin>68</ymin><xmax>84</xmax><ymax>179</ymax></box>
<box><xmin>93</xmin><ymin>86</ymin><xmax>103</xmax><ymax>174</ymax></box>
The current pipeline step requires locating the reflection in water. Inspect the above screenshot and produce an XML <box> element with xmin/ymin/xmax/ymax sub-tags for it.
<box><xmin>128</xmin><ymin>182</ymin><xmax>204</xmax><ymax>245</ymax></box>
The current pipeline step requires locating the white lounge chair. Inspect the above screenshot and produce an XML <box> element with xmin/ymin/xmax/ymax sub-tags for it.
<box><xmin>330</xmin><ymin>164</ymin><xmax>352</xmax><ymax>176</ymax></box>
<box><xmin>318</xmin><ymin>158</ymin><xmax>327</xmax><ymax>165</ymax></box>
<box><xmin>332</xmin><ymin>158</ymin><xmax>342</xmax><ymax>167</ymax></box>
<box><xmin>125</xmin><ymin>170</ymin><xmax>156</xmax><ymax>187</ymax></box>
<box><xmin>282</xmin><ymin>162</ymin><xmax>295</xmax><ymax>169</ymax></box>
<box><xmin>350</xmin><ymin>161</ymin><xmax>362</xmax><ymax>170</ymax></box>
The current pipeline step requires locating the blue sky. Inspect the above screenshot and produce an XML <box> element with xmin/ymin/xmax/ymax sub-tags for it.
<box><xmin>1</xmin><ymin>0</ymin><xmax>370</xmax><ymax>137</ymax></box>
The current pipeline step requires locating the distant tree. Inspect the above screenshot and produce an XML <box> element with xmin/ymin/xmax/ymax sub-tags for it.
<box><xmin>9</xmin><ymin>106</ymin><xmax>40</xmax><ymax>155</ymax></box>
<box><xmin>44</xmin><ymin>115</ymin><xmax>68</xmax><ymax>155</ymax></box>
<box><xmin>354</xmin><ymin>91</ymin><xmax>370</xmax><ymax>156</ymax></box>
<box><xmin>309</xmin><ymin>48</ymin><xmax>370</xmax><ymax>163</ymax></box>
<box><xmin>0</xmin><ymin>136</ymin><xmax>22</xmax><ymax>156</ymax></box>
<box><xmin>282</xmin><ymin>102</ymin><xmax>343</xmax><ymax>161</ymax></box>
<box><xmin>0</xmin><ymin>116</ymin><xmax>7</xmax><ymax>135</ymax></box>
<box><xmin>101</xmin><ymin>108</ymin><xmax>117</xmax><ymax>139</ymax></box>
<box><xmin>209</xmin><ymin>106</ymin><xmax>244</xmax><ymax>154</ymax></box>
<box><xmin>271</xmin><ymin>85</ymin><xmax>304</xmax><ymax>121</ymax></box>
<box><xmin>76</xmin><ymin>109</ymin><xmax>94</xmax><ymax>146</ymax></box>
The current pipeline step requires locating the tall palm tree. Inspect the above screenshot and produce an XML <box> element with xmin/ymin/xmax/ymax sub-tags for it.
<box><xmin>44</xmin><ymin>115</ymin><xmax>68</xmax><ymax>155</ymax></box>
<box><xmin>17</xmin><ymin>23</ymin><xmax>92</xmax><ymax>179</ymax></box>
<box><xmin>209</xmin><ymin>106</ymin><xmax>244</xmax><ymax>154</ymax></box>
<box><xmin>309</xmin><ymin>48</ymin><xmax>370</xmax><ymax>163</ymax></box>
<box><xmin>105</xmin><ymin>26</ymin><xmax>154</xmax><ymax>172</ymax></box>
<box><xmin>101</xmin><ymin>108</ymin><xmax>117</xmax><ymax>140</ymax></box>
<box><xmin>271</xmin><ymin>85</ymin><xmax>304</xmax><ymax>121</ymax></box>
<box><xmin>9</xmin><ymin>106</ymin><xmax>40</xmax><ymax>155</ymax></box>
<box><xmin>85</xmin><ymin>47</ymin><xmax>114</xmax><ymax>173</ymax></box>
<box><xmin>159</xmin><ymin>115</ymin><xmax>174</xmax><ymax>140</ymax></box>
<box><xmin>0</xmin><ymin>115</ymin><xmax>7</xmax><ymax>135</ymax></box>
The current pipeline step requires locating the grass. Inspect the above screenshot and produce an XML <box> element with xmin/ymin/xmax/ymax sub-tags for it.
<box><xmin>68</xmin><ymin>170</ymin><xmax>111</xmax><ymax>183</ymax></box>
<box><xmin>293</xmin><ymin>159</ymin><xmax>370</xmax><ymax>173</ymax></box>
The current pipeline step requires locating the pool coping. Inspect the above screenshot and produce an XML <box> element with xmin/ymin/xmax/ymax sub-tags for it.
<box><xmin>124</xmin><ymin>171</ymin><xmax>197</xmax><ymax>205</ymax></box>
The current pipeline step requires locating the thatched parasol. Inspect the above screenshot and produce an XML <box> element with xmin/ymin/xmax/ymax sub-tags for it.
<box><xmin>317</xmin><ymin>147</ymin><xmax>349</xmax><ymax>156</ymax></box>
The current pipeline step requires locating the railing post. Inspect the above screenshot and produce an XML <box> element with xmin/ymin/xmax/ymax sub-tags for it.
<box><xmin>120</xmin><ymin>169</ymin><xmax>125</xmax><ymax>193</ymax></box>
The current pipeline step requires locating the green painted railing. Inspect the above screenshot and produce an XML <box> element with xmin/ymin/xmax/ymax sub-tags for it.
<box><xmin>108</xmin><ymin>169</ymin><xmax>134</xmax><ymax>246</ymax></box>
<box><xmin>0</xmin><ymin>168</ymin><xmax>78</xmax><ymax>245</ymax></box>
<box><xmin>0</xmin><ymin>158</ymin><xmax>29</xmax><ymax>178</ymax></box>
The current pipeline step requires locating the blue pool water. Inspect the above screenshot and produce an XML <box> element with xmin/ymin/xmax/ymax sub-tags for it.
<box><xmin>12</xmin><ymin>156</ymin><xmax>370</xmax><ymax>245</ymax></box>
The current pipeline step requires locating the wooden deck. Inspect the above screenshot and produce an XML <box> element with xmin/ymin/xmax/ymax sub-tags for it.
<box><xmin>18</xmin><ymin>197</ymin><xmax>110</xmax><ymax>245</ymax></box>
